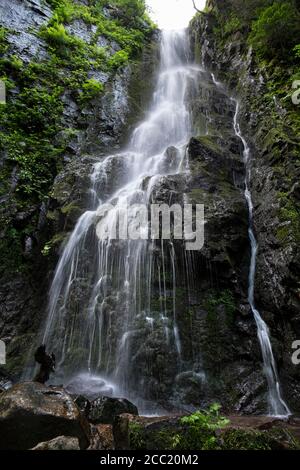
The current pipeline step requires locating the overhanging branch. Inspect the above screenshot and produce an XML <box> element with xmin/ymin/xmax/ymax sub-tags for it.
<box><xmin>192</xmin><ymin>0</ymin><xmax>201</xmax><ymax>13</ymax></box>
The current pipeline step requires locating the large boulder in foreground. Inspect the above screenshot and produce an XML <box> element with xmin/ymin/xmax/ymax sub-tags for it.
<box><xmin>88</xmin><ymin>396</ymin><xmax>138</xmax><ymax>425</ymax></box>
<box><xmin>0</xmin><ymin>382</ymin><xmax>90</xmax><ymax>450</ymax></box>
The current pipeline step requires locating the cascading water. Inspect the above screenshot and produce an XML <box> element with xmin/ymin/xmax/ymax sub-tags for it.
<box><xmin>40</xmin><ymin>30</ymin><xmax>202</xmax><ymax>411</ymax></box>
<box><xmin>35</xmin><ymin>27</ymin><xmax>290</xmax><ymax>416</ymax></box>
<box><xmin>232</xmin><ymin>101</ymin><xmax>291</xmax><ymax>417</ymax></box>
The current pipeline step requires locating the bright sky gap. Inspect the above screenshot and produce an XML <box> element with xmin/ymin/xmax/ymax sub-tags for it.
<box><xmin>146</xmin><ymin>0</ymin><xmax>206</xmax><ymax>30</ymax></box>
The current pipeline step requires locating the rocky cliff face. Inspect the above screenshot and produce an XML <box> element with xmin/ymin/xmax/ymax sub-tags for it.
<box><xmin>189</xmin><ymin>0</ymin><xmax>300</xmax><ymax>411</ymax></box>
<box><xmin>150</xmin><ymin>69</ymin><xmax>268</xmax><ymax>413</ymax></box>
<box><xmin>1</xmin><ymin>0</ymin><xmax>299</xmax><ymax>416</ymax></box>
<box><xmin>0</xmin><ymin>0</ymin><xmax>157</xmax><ymax>377</ymax></box>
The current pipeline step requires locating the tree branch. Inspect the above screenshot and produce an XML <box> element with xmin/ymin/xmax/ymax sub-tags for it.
<box><xmin>192</xmin><ymin>0</ymin><xmax>201</xmax><ymax>12</ymax></box>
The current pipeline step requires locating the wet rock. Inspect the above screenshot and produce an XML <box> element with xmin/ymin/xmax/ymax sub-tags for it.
<box><xmin>73</xmin><ymin>395</ymin><xmax>91</xmax><ymax>417</ymax></box>
<box><xmin>66</xmin><ymin>19</ymin><xmax>97</xmax><ymax>44</ymax></box>
<box><xmin>160</xmin><ymin>146</ymin><xmax>180</xmax><ymax>173</ymax></box>
<box><xmin>189</xmin><ymin>3</ymin><xmax>300</xmax><ymax>412</ymax></box>
<box><xmin>174</xmin><ymin>371</ymin><xmax>207</xmax><ymax>405</ymax></box>
<box><xmin>88</xmin><ymin>424</ymin><xmax>114</xmax><ymax>450</ymax></box>
<box><xmin>0</xmin><ymin>0</ymin><xmax>51</xmax><ymax>32</ymax></box>
<box><xmin>31</xmin><ymin>435</ymin><xmax>80</xmax><ymax>450</ymax></box>
<box><xmin>0</xmin><ymin>368</ymin><xmax>13</xmax><ymax>392</ymax></box>
<box><xmin>88</xmin><ymin>396</ymin><xmax>138</xmax><ymax>425</ymax></box>
<box><xmin>6</xmin><ymin>31</ymin><xmax>48</xmax><ymax>63</ymax></box>
<box><xmin>96</xmin><ymin>35</ymin><xmax>121</xmax><ymax>55</ymax></box>
<box><xmin>0</xmin><ymin>0</ymin><xmax>50</xmax><ymax>63</ymax></box>
<box><xmin>0</xmin><ymin>382</ymin><xmax>90</xmax><ymax>450</ymax></box>
<box><xmin>88</xmin><ymin>70</ymin><xmax>110</xmax><ymax>84</ymax></box>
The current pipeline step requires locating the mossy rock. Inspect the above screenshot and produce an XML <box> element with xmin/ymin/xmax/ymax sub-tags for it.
<box><xmin>126</xmin><ymin>417</ymin><xmax>300</xmax><ymax>450</ymax></box>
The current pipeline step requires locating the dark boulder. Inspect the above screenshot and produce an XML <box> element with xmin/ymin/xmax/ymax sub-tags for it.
<box><xmin>0</xmin><ymin>382</ymin><xmax>90</xmax><ymax>450</ymax></box>
<box><xmin>0</xmin><ymin>367</ymin><xmax>13</xmax><ymax>393</ymax></box>
<box><xmin>73</xmin><ymin>394</ymin><xmax>91</xmax><ymax>417</ymax></box>
<box><xmin>88</xmin><ymin>396</ymin><xmax>138</xmax><ymax>425</ymax></box>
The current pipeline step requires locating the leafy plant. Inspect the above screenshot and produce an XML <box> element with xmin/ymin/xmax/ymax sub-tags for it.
<box><xmin>249</xmin><ymin>2</ymin><xmax>300</xmax><ymax>60</ymax></box>
<box><xmin>40</xmin><ymin>22</ymin><xmax>72</xmax><ymax>47</ymax></box>
<box><xmin>294</xmin><ymin>44</ymin><xmax>300</xmax><ymax>59</ymax></box>
<box><xmin>181</xmin><ymin>403</ymin><xmax>230</xmax><ymax>430</ymax></box>
<box><xmin>174</xmin><ymin>404</ymin><xmax>230</xmax><ymax>450</ymax></box>
<box><xmin>108</xmin><ymin>49</ymin><xmax>129</xmax><ymax>69</ymax></box>
<box><xmin>80</xmin><ymin>78</ymin><xmax>104</xmax><ymax>103</ymax></box>
<box><xmin>224</xmin><ymin>15</ymin><xmax>242</xmax><ymax>36</ymax></box>
<box><xmin>110</xmin><ymin>0</ymin><xmax>147</xmax><ymax>27</ymax></box>
<box><xmin>129</xmin><ymin>422</ymin><xmax>145</xmax><ymax>449</ymax></box>
<box><xmin>0</xmin><ymin>26</ymin><xmax>9</xmax><ymax>55</ymax></box>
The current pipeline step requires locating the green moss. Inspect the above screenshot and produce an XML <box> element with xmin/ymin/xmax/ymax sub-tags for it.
<box><xmin>222</xmin><ymin>428</ymin><xmax>300</xmax><ymax>450</ymax></box>
<box><xmin>129</xmin><ymin>418</ymin><xmax>300</xmax><ymax>450</ymax></box>
<box><xmin>248</xmin><ymin>2</ymin><xmax>300</xmax><ymax>61</ymax></box>
<box><xmin>129</xmin><ymin>422</ymin><xmax>145</xmax><ymax>449</ymax></box>
<box><xmin>0</xmin><ymin>26</ymin><xmax>8</xmax><ymax>55</ymax></box>
<box><xmin>205</xmin><ymin>289</ymin><xmax>236</xmax><ymax>325</ymax></box>
<box><xmin>196</xmin><ymin>135</ymin><xmax>223</xmax><ymax>154</ymax></box>
<box><xmin>224</xmin><ymin>15</ymin><xmax>242</xmax><ymax>37</ymax></box>
<box><xmin>80</xmin><ymin>78</ymin><xmax>104</xmax><ymax>103</ymax></box>
<box><xmin>108</xmin><ymin>49</ymin><xmax>129</xmax><ymax>69</ymax></box>
<box><xmin>223</xmin><ymin>429</ymin><xmax>272</xmax><ymax>450</ymax></box>
<box><xmin>276</xmin><ymin>192</ymin><xmax>300</xmax><ymax>244</ymax></box>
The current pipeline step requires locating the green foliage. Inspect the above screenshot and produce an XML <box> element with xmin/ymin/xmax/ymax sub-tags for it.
<box><xmin>224</xmin><ymin>14</ymin><xmax>242</xmax><ymax>36</ymax></box>
<box><xmin>51</xmin><ymin>0</ymin><xmax>77</xmax><ymax>23</ymax></box>
<box><xmin>108</xmin><ymin>49</ymin><xmax>129</xmax><ymax>68</ymax></box>
<box><xmin>46</xmin><ymin>0</ymin><xmax>65</xmax><ymax>7</ymax></box>
<box><xmin>40</xmin><ymin>22</ymin><xmax>71</xmax><ymax>46</ymax></box>
<box><xmin>181</xmin><ymin>403</ymin><xmax>230</xmax><ymax>430</ymax></box>
<box><xmin>129</xmin><ymin>422</ymin><xmax>145</xmax><ymax>449</ymax></box>
<box><xmin>276</xmin><ymin>192</ymin><xmax>300</xmax><ymax>244</ymax></box>
<box><xmin>222</xmin><ymin>429</ymin><xmax>271</xmax><ymax>450</ymax></box>
<box><xmin>248</xmin><ymin>2</ymin><xmax>300</xmax><ymax>60</ymax></box>
<box><xmin>177</xmin><ymin>404</ymin><xmax>229</xmax><ymax>450</ymax></box>
<box><xmin>205</xmin><ymin>289</ymin><xmax>236</xmax><ymax>324</ymax></box>
<box><xmin>80</xmin><ymin>78</ymin><xmax>104</xmax><ymax>103</ymax></box>
<box><xmin>0</xmin><ymin>26</ymin><xmax>9</xmax><ymax>55</ymax></box>
<box><xmin>0</xmin><ymin>72</ymin><xmax>64</xmax><ymax>198</ymax></box>
<box><xmin>128</xmin><ymin>405</ymin><xmax>229</xmax><ymax>451</ymax></box>
<box><xmin>110</xmin><ymin>0</ymin><xmax>146</xmax><ymax>27</ymax></box>
<box><xmin>294</xmin><ymin>44</ymin><xmax>300</xmax><ymax>59</ymax></box>
<box><xmin>128</xmin><ymin>410</ymin><xmax>299</xmax><ymax>450</ymax></box>
<box><xmin>227</xmin><ymin>0</ymin><xmax>274</xmax><ymax>23</ymax></box>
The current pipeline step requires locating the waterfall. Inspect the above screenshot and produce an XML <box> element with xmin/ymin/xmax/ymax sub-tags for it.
<box><xmin>37</xmin><ymin>28</ymin><xmax>289</xmax><ymax>416</ymax></box>
<box><xmin>40</xmin><ymin>29</ymin><xmax>201</xmax><ymax>410</ymax></box>
<box><xmin>232</xmin><ymin>101</ymin><xmax>291</xmax><ymax>417</ymax></box>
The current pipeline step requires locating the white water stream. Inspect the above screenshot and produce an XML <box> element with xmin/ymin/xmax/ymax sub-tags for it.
<box><xmin>232</xmin><ymin>101</ymin><xmax>290</xmax><ymax>417</ymax></box>
<box><xmin>41</xmin><ymin>30</ymin><xmax>201</xmax><ymax>409</ymax></box>
<box><xmin>36</xmin><ymin>30</ymin><xmax>290</xmax><ymax>416</ymax></box>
